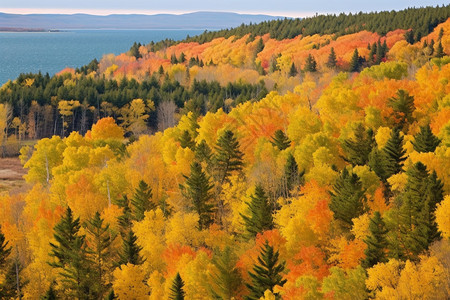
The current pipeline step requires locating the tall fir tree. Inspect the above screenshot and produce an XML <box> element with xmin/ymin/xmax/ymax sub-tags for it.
<box><xmin>209</xmin><ymin>246</ymin><xmax>242</xmax><ymax>300</ymax></box>
<box><xmin>388</xmin><ymin>89</ymin><xmax>415</xmax><ymax>130</ymax></box>
<box><xmin>169</xmin><ymin>273</ymin><xmax>185</xmax><ymax>300</ymax></box>
<box><xmin>412</xmin><ymin>124</ymin><xmax>441</xmax><ymax>153</ymax></box>
<box><xmin>288</xmin><ymin>62</ymin><xmax>298</xmax><ymax>77</ymax></box>
<box><xmin>0</xmin><ymin>225</ymin><xmax>11</xmax><ymax>270</ymax></box>
<box><xmin>0</xmin><ymin>259</ymin><xmax>26</xmax><ymax>299</ymax></box>
<box><xmin>329</xmin><ymin>168</ymin><xmax>367</xmax><ymax>229</ymax></box>
<box><xmin>179</xmin><ymin>130</ymin><xmax>196</xmax><ymax>150</ymax></box>
<box><xmin>349</xmin><ymin>48</ymin><xmax>361</xmax><ymax>72</ymax></box>
<box><xmin>424</xmin><ymin>171</ymin><xmax>444</xmax><ymax>243</ymax></box>
<box><xmin>342</xmin><ymin>124</ymin><xmax>374</xmax><ymax>166</ymax></box>
<box><xmin>436</xmin><ymin>41</ymin><xmax>445</xmax><ymax>58</ymax></box>
<box><xmin>181</xmin><ymin>162</ymin><xmax>214</xmax><ymax>230</ymax></box>
<box><xmin>131</xmin><ymin>180</ymin><xmax>155</xmax><ymax>222</ymax></box>
<box><xmin>41</xmin><ymin>282</ymin><xmax>57</xmax><ymax>300</ymax></box>
<box><xmin>116</xmin><ymin>195</ymin><xmax>132</xmax><ymax>236</ymax></box>
<box><xmin>49</xmin><ymin>207</ymin><xmax>91</xmax><ymax>299</ymax></box>
<box><xmin>214</xmin><ymin>130</ymin><xmax>244</xmax><ymax>184</ymax></box>
<box><xmin>245</xmin><ymin>241</ymin><xmax>286</xmax><ymax>300</ymax></box>
<box><xmin>362</xmin><ymin>212</ymin><xmax>388</xmax><ymax>268</ymax></box>
<box><xmin>382</xmin><ymin>127</ymin><xmax>407</xmax><ymax>178</ymax></box>
<box><xmin>270</xmin><ymin>129</ymin><xmax>291</xmax><ymax>150</ymax></box>
<box><xmin>282</xmin><ymin>153</ymin><xmax>304</xmax><ymax>197</ymax></box>
<box><xmin>241</xmin><ymin>185</ymin><xmax>274</xmax><ymax>237</ymax></box>
<box><xmin>326</xmin><ymin>47</ymin><xmax>337</xmax><ymax>69</ymax></box>
<box><xmin>304</xmin><ymin>54</ymin><xmax>317</xmax><ymax>72</ymax></box>
<box><xmin>118</xmin><ymin>229</ymin><xmax>144</xmax><ymax>266</ymax></box>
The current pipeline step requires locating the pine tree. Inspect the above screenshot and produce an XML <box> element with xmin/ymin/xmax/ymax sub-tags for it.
<box><xmin>169</xmin><ymin>273</ymin><xmax>185</xmax><ymax>300</ymax></box>
<box><xmin>388</xmin><ymin>89</ymin><xmax>415</xmax><ymax>129</ymax></box>
<box><xmin>349</xmin><ymin>48</ymin><xmax>361</xmax><ymax>72</ymax></box>
<box><xmin>255</xmin><ymin>38</ymin><xmax>265</xmax><ymax>54</ymax></box>
<box><xmin>342</xmin><ymin>124</ymin><xmax>374</xmax><ymax>166</ymax></box>
<box><xmin>382</xmin><ymin>127</ymin><xmax>407</xmax><ymax>178</ymax></box>
<box><xmin>304</xmin><ymin>54</ymin><xmax>317</xmax><ymax>72</ymax></box>
<box><xmin>329</xmin><ymin>168</ymin><xmax>367</xmax><ymax>229</ymax></box>
<box><xmin>411</xmin><ymin>124</ymin><xmax>441</xmax><ymax>153</ymax></box>
<box><xmin>195</xmin><ymin>139</ymin><xmax>213</xmax><ymax>173</ymax></box>
<box><xmin>171</xmin><ymin>54</ymin><xmax>179</xmax><ymax>64</ymax></box>
<box><xmin>131</xmin><ymin>180</ymin><xmax>155</xmax><ymax>221</ymax></box>
<box><xmin>0</xmin><ymin>225</ymin><xmax>11</xmax><ymax>270</ymax></box>
<box><xmin>209</xmin><ymin>246</ymin><xmax>242</xmax><ymax>300</ymax></box>
<box><xmin>288</xmin><ymin>62</ymin><xmax>298</xmax><ymax>77</ymax></box>
<box><xmin>214</xmin><ymin>130</ymin><xmax>244</xmax><ymax>184</ymax></box>
<box><xmin>369</xmin><ymin>42</ymin><xmax>377</xmax><ymax>63</ymax></box>
<box><xmin>245</xmin><ymin>241</ymin><xmax>286</xmax><ymax>300</ymax></box>
<box><xmin>270</xmin><ymin>129</ymin><xmax>291</xmax><ymax>150</ymax></box>
<box><xmin>85</xmin><ymin>212</ymin><xmax>117</xmax><ymax>298</ymax></box>
<box><xmin>283</xmin><ymin>153</ymin><xmax>304</xmax><ymax>197</ymax></box>
<box><xmin>41</xmin><ymin>282</ymin><xmax>57</xmax><ymax>300</ymax></box>
<box><xmin>436</xmin><ymin>41</ymin><xmax>445</xmax><ymax>58</ymax></box>
<box><xmin>118</xmin><ymin>229</ymin><xmax>144</xmax><ymax>266</ymax></box>
<box><xmin>405</xmin><ymin>30</ymin><xmax>415</xmax><ymax>44</ymax></box>
<box><xmin>49</xmin><ymin>207</ymin><xmax>91</xmax><ymax>299</ymax></box>
<box><xmin>116</xmin><ymin>196</ymin><xmax>132</xmax><ymax>235</ymax></box>
<box><xmin>179</xmin><ymin>130</ymin><xmax>196</xmax><ymax>150</ymax></box>
<box><xmin>179</xmin><ymin>52</ymin><xmax>186</xmax><ymax>63</ymax></box>
<box><xmin>425</xmin><ymin>171</ymin><xmax>444</xmax><ymax>243</ymax></box>
<box><xmin>362</xmin><ymin>212</ymin><xmax>388</xmax><ymax>268</ymax></box>
<box><xmin>241</xmin><ymin>185</ymin><xmax>274</xmax><ymax>237</ymax></box>
<box><xmin>0</xmin><ymin>259</ymin><xmax>26</xmax><ymax>299</ymax></box>
<box><xmin>326</xmin><ymin>47</ymin><xmax>337</xmax><ymax>69</ymax></box>
<box><xmin>181</xmin><ymin>162</ymin><xmax>214</xmax><ymax>230</ymax></box>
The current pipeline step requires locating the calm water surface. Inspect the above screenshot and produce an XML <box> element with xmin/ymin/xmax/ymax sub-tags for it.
<box><xmin>0</xmin><ymin>30</ymin><xmax>202</xmax><ymax>85</ymax></box>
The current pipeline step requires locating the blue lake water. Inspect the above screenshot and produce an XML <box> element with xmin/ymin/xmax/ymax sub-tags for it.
<box><xmin>0</xmin><ymin>30</ymin><xmax>203</xmax><ymax>85</ymax></box>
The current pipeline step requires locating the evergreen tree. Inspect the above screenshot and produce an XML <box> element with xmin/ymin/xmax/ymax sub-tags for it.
<box><xmin>425</xmin><ymin>171</ymin><xmax>444</xmax><ymax>243</ymax></box>
<box><xmin>170</xmin><ymin>54</ymin><xmax>179</xmax><ymax>64</ymax></box>
<box><xmin>329</xmin><ymin>169</ymin><xmax>367</xmax><ymax>229</ymax></box>
<box><xmin>0</xmin><ymin>225</ymin><xmax>11</xmax><ymax>270</ymax></box>
<box><xmin>209</xmin><ymin>246</ymin><xmax>242</xmax><ymax>300</ymax></box>
<box><xmin>245</xmin><ymin>241</ymin><xmax>286</xmax><ymax>300</ymax></box>
<box><xmin>255</xmin><ymin>38</ymin><xmax>265</xmax><ymax>54</ymax></box>
<box><xmin>0</xmin><ymin>259</ymin><xmax>26</xmax><ymax>299</ymax></box>
<box><xmin>342</xmin><ymin>124</ymin><xmax>374</xmax><ymax>166</ymax></box>
<box><xmin>41</xmin><ymin>282</ymin><xmax>57</xmax><ymax>300</ymax></box>
<box><xmin>405</xmin><ymin>30</ymin><xmax>415</xmax><ymax>44</ymax></box>
<box><xmin>270</xmin><ymin>129</ymin><xmax>291</xmax><ymax>150</ymax></box>
<box><xmin>118</xmin><ymin>229</ymin><xmax>144</xmax><ymax>266</ymax></box>
<box><xmin>129</xmin><ymin>42</ymin><xmax>142</xmax><ymax>59</ymax></box>
<box><xmin>179</xmin><ymin>52</ymin><xmax>186</xmax><ymax>63</ymax></box>
<box><xmin>438</xmin><ymin>27</ymin><xmax>444</xmax><ymax>41</ymax></box>
<box><xmin>388</xmin><ymin>89</ymin><xmax>415</xmax><ymax>129</ymax></box>
<box><xmin>85</xmin><ymin>212</ymin><xmax>117</xmax><ymax>298</ymax></box>
<box><xmin>181</xmin><ymin>162</ymin><xmax>214</xmax><ymax>230</ymax></box>
<box><xmin>382</xmin><ymin>127</ymin><xmax>407</xmax><ymax>178</ymax></box>
<box><xmin>49</xmin><ymin>207</ymin><xmax>91</xmax><ymax>299</ymax></box>
<box><xmin>362</xmin><ymin>212</ymin><xmax>388</xmax><ymax>268</ymax></box>
<box><xmin>116</xmin><ymin>196</ymin><xmax>132</xmax><ymax>235</ymax></box>
<box><xmin>214</xmin><ymin>130</ymin><xmax>244</xmax><ymax>184</ymax></box>
<box><xmin>131</xmin><ymin>180</ymin><xmax>155</xmax><ymax>221</ymax></box>
<box><xmin>288</xmin><ymin>62</ymin><xmax>298</xmax><ymax>77</ymax></box>
<box><xmin>283</xmin><ymin>153</ymin><xmax>304</xmax><ymax>197</ymax></box>
<box><xmin>428</xmin><ymin>39</ymin><xmax>435</xmax><ymax>55</ymax></box>
<box><xmin>304</xmin><ymin>54</ymin><xmax>317</xmax><ymax>72</ymax></box>
<box><xmin>326</xmin><ymin>47</ymin><xmax>337</xmax><ymax>68</ymax></box>
<box><xmin>368</xmin><ymin>42</ymin><xmax>377</xmax><ymax>63</ymax></box>
<box><xmin>436</xmin><ymin>41</ymin><xmax>445</xmax><ymax>58</ymax></box>
<box><xmin>179</xmin><ymin>130</ymin><xmax>196</xmax><ymax>150</ymax></box>
<box><xmin>195</xmin><ymin>139</ymin><xmax>213</xmax><ymax>171</ymax></box>
<box><xmin>241</xmin><ymin>185</ymin><xmax>274</xmax><ymax>237</ymax></box>
<box><xmin>411</xmin><ymin>124</ymin><xmax>441</xmax><ymax>153</ymax></box>
<box><xmin>169</xmin><ymin>273</ymin><xmax>185</xmax><ymax>300</ymax></box>
<box><xmin>349</xmin><ymin>48</ymin><xmax>361</xmax><ymax>72</ymax></box>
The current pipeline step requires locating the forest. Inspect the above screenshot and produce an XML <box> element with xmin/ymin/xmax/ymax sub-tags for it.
<box><xmin>0</xmin><ymin>5</ymin><xmax>450</xmax><ymax>300</ymax></box>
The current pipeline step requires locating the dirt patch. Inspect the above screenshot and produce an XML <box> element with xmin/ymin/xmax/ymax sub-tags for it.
<box><xmin>0</xmin><ymin>157</ymin><xmax>28</xmax><ymax>194</ymax></box>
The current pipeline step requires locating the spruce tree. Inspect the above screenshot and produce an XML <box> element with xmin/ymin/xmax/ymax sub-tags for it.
<box><xmin>388</xmin><ymin>89</ymin><xmax>415</xmax><ymax>129</ymax></box>
<box><xmin>411</xmin><ymin>124</ymin><xmax>441</xmax><ymax>153</ymax></box>
<box><xmin>382</xmin><ymin>127</ymin><xmax>407</xmax><ymax>178</ymax></box>
<box><xmin>116</xmin><ymin>196</ymin><xmax>132</xmax><ymax>235</ymax></box>
<box><xmin>283</xmin><ymin>153</ymin><xmax>304</xmax><ymax>197</ymax></box>
<box><xmin>0</xmin><ymin>225</ymin><xmax>11</xmax><ymax>270</ymax></box>
<box><xmin>270</xmin><ymin>129</ymin><xmax>291</xmax><ymax>150</ymax></box>
<box><xmin>245</xmin><ymin>241</ymin><xmax>286</xmax><ymax>300</ymax></box>
<box><xmin>342</xmin><ymin>124</ymin><xmax>374</xmax><ymax>166</ymax></box>
<box><xmin>255</xmin><ymin>38</ymin><xmax>265</xmax><ymax>54</ymax></box>
<box><xmin>118</xmin><ymin>229</ymin><xmax>144</xmax><ymax>266</ymax></box>
<box><xmin>241</xmin><ymin>185</ymin><xmax>274</xmax><ymax>237</ymax></box>
<box><xmin>436</xmin><ymin>41</ymin><xmax>445</xmax><ymax>58</ymax></box>
<box><xmin>214</xmin><ymin>130</ymin><xmax>244</xmax><ymax>184</ymax></box>
<box><xmin>362</xmin><ymin>212</ymin><xmax>388</xmax><ymax>268</ymax></box>
<box><xmin>326</xmin><ymin>47</ymin><xmax>337</xmax><ymax>69</ymax></box>
<box><xmin>209</xmin><ymin>246</ymin><xmax>242</xmax><ymax>300</ymax></box>
<box><xmin>181</xmin><ymin>162</ymin><xmax>214</xmax><ymax>230</ymax></box>
<box><xmin>288</xmin><ymin>62</ymin><xmax>298</xmax><ymax>77</ymax></box>
<box><xmin>179</xmin><ymin>130</ymin><xmax>196</xmax><ymax>150</ymax></box>
<box><xmin>131</xmin><ymin>180</ymin><xmax>155</xmax><ymax>222</ymax></box>
<box><xmin>304</xmin><ymin>54</ymin><xmax>317</xmax><ymax>72</ymax></box>
<box><xmin>169</xmin><ymin>273</ymin><xmax>185</xmax><ymax>300</ymax></box>
<box><xmin>329</xmin><ymin>169</ymin><xmax>367</xmax><ymax>229</ymax></box>
<box><xmin>0</xmin><ymin>259</ymin><xmax>26</xmax><ymax>299</ymax></box>
<box><xmin>349</xmin><ymin>48</ymin><xmax>361</xmax><ymax>72</ymax></box>
<box><xmin>425</xmin><ymin>171</ymin><xmax>444</xmax><ymax>243</ymax></box>
<box><xmin>195</xmin><ymin>139</ymin><xmax>213</xmax><ymax>172</ymax></box>
<box><xmin>41</xmin><ymin>282</ymin><xmax>57</xmax><ymax>300</ymax></box>
<box><xmin>49</xmin><ymin>207</ymin><xmax>91</xmax><ymax>299</ymax></box>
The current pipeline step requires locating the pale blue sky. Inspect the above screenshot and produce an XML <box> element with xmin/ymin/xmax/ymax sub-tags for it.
<box><xmin>0</xmin><ymin>1</ymin><xmax>447</xmax><ymax>18</ymax></box>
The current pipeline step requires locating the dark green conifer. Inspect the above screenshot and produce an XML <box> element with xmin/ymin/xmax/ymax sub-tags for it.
<box><xmin>245</xmin><ymin>241</ymin><xmax>286</xmax><ymax>300</ymax></box>
<box><xmin>241</xmin><ymin>185</ymin><xmax>274</xmax><ymax>237</ymax></box>
<box><xmin>382</xmin><ymin>127</ymin><xmax>407</xmax><ymax>178</ymax></box>
<box><xmin>169</xmin><ymin>273</ymin><xmax>185</xmax><ymax>300</ymax></box>
<box><xmin>436</xmin><ymin>41</ymin><xmax>445</xmax><ymax>58</ymax></box>
<box><xmin>179</xmin><ymin>52</ymin><xmax>186</xmax><ymax>63</ymax></box>
<box><xmin>349</xmin><ymin>48</ymin><xmax>361</xmax><ymax>72</ymax></box>
<box><xmin>405</xmin><ymin>30</ymin><xmax>415</xmax><ymax>44</ymax></box>
<box><xmin>0</xmin><ymin>259</ymin><xmax>26</xmax><ymax>299</ymax></box>
<box><xmin>428</xmin><ymin>39</ymin><xmax>435</xmax><ymax>55</ymax></box>
<box><xmin>270</xmin><ymin>129</ymin><xmax>291</xmax><ymax>150</ymax></box>
<box><xmin>283</xmin><ymin>153</ymin><xmax>304</xmax><ymax>197</ymax></box>
<box><xmin>195</xmin><ymin>140</ymin><xmax>213</xmax><ymax>166</ymax></box>
<box><xmin>0</xmin><ymin>225</ymin><xmax>11</xmax><ymax>270</ymax></box>
<box><xmin>411</xmin><ymin>124</ymin><xmax>441</xmax><ymax>153</ymax></box>
<box><xmin>388</xmin><ymin>89</ymin><xmax>415</xmax><ymax>129</ymax></box>
<box><xmin>214</xmin><ymin>130</ymin><xmax>244</xmax><ymax>184</ymax></box>
<box><xmin>425</xmin><ymin>171</ymin><xmax>444</xmax><ymax>243</ymax></box>
<box><xmin>255</xmin><ymin>38</ymin><xmax>265</xmax><ymax>54</ymax></box>
<box><xmin>288</xmin><ymin>62</ymin><xmax>298</xmax><ymax>77</ymax></box>
<box><xmin>329</xmin><ymin>169</ymin><xmax>366</xmax><ymax>229</ymax></box>
<box><xmin>131</xmin><ymin>180</ymin><xmax>155</xmax><ymax>222</ymax></box>
<box><xmin>181</xmin><ymin>162</ymin><xmax>214</xmax><ymax>230</ymax></box>
<box><xmin>179</xmin><ymin>130</ymin><xmax>196</xmax><ymax>150</ymax></box>
<box><xmin>342</xmin><ymin>124</ymin><xmax>374</xmax><ymax>166</ymax></box>
<box><xmin>362</xmin><ymin>212</ymin><xmax>388</xmax><ymax>268</ymax></box>
<box><xmin>326</xmin><ymin>47</ymin><xmax>337</xmax><ymax>69</ymax></box>
<box><xmin>304</xmin><ymin>54</ymin><xmax>317</xmax><ymax>72</ymax></box>
<box><xmin>118</xmin><ymin>229</ymin><xmax>144</xmax><ymax>266</ymax></box>
<box><xmin>41</xmin><ymin>282</ymin><xmax>57</xmax><ymax>300</ymax></box>
<box><xmin>171</xmin><ymin>54</ymin><xmax>179</xmax><ymax>64</ymax></box>
<box><xmin>209</xmin><ymin>246</ymin><xmax>242</xmax><ymax>300</ymax></box>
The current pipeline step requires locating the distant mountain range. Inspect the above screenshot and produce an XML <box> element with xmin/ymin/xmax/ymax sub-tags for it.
<box><xmin>0</xmin><ymin>11</ymin><xmax>285</xmax><ymax>30</ymax></box>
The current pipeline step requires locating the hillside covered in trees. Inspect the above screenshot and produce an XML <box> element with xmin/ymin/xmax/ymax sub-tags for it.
<box><xmin>1</xmin><ymin>5</ymin><xmax>450</xmax><ymax>300</ymax></box>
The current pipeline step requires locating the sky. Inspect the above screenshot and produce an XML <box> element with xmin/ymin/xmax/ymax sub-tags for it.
<box><xmin>0</xmin><ymin>1</ymin><xmax>448</xmax><ymax>18</ymax></box>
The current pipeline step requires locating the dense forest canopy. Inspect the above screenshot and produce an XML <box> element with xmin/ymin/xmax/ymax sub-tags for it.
<box><xmin>0</xmin><ymin>5</ymin><xmax>450</xmax><ymax>300</ymax></box>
